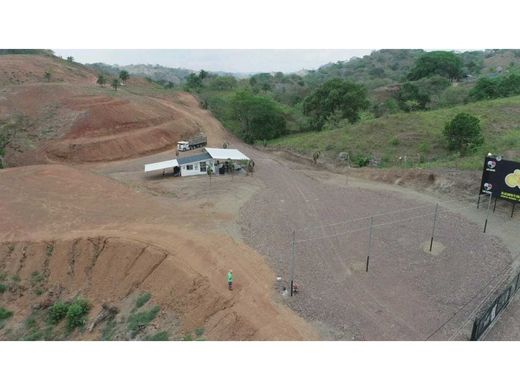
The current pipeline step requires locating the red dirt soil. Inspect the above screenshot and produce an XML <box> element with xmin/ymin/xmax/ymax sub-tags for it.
<box><xmin>0</xmin><ymin>55</ymin><xmax>218</xmax><ymax>166</ymax></box>
<box><xmin>0</xmin><ymin>165</ymin><xmax>317</xmax><ymax>340</ymax></box>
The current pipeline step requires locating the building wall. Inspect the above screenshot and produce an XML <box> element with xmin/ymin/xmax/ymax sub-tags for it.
<box><xmin>180</xmin><ymin>159</ymin><xmax>214</xmax><ymax>177</ymax></box>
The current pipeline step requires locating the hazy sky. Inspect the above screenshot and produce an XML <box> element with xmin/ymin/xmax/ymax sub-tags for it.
<box><xmin>53</xmin><ymin>49</ymin><xmax>374</xmax><ymax>73</ymax></box>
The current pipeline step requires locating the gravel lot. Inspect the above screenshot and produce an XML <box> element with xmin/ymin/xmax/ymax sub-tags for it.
<box><xmin>238</xmin><ymin>147</ymin><xmax>514</xmax><ymax>340</ymax></box>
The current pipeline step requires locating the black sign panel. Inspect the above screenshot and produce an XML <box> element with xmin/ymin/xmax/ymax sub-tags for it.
<box><xmin>480</xmin><ymin>156</ymin><xmax>520</xmax><ymax>204</ymax></box>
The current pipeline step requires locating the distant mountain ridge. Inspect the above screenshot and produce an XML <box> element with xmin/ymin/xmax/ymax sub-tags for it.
<box><xmin>87</xmin><ymin>63</ymin><xmax>252</xmax><ymax>84</ymax></box>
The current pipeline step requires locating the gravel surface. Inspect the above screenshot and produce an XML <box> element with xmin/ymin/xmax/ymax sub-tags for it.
<box><xmin>238</xmin><ymin>147</ymin><xmax>513</xmax><ymax>340</ymax></box>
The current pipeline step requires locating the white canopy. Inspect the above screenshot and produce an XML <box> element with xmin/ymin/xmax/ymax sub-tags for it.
<box><xmin>205</xmin><ymin>148</ymin><xmax>250</xmax><ymax>161</ymax></box>
<box><xmin>144</xmin><ymin>159</ymin><xmax>179</xmax><ymax>173</ymax></box>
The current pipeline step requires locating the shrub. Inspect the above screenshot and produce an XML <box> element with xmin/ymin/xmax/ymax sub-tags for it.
<box><xmin>145</xmin><ymin>331</ymin><xmax>169</xmax><ymax>341</ymax></box>
<box><xmin>48</xmin><ymin>302</ymin><xmax>69</xmax><ymax>324</ymax></box>
<box><xmin>443</xmin><ymin>113</ymin><xmax>483</xmax><ymax>155</ymax></box>
<box><xmin>127</xmin><ymin>306</ymin><xmax>160</xmax><ymax>338</ymax></box>
<box><xmin>0</xmin><ymin>284</ymin><xmax>6</xmax><ymax>293</ymax></box>
<box><xmin>101</xmin><ymin>319</ymin><xmax>117</xmax><ymax>341</ymax></box>
<box><xmin>389</xmin><ymin>136</ymin><xmax>400</xmax><ymax>146</ymax></box>
<box><xmin>135</xmin><ymin>292</ymin><xmax>151</xmax><ymax>309</ymax></box>
<box><xmin>0</xmin><ymin>307</ymin><xmax>13</xmax><ymax>320</ymax></box>
<box><xmin>355</xmin><ymin>155</ymin><xmax>371</xmax><ymax>167</ymax></box>
<box><xmin>31</xmin><ymin>271</ymin><xmax>44</xmax><ymax>286</ymax></box>
<box><xmin>66</xmin><ymin>298</ymin><xmax>90</xmax><ymax>331</ymax></box>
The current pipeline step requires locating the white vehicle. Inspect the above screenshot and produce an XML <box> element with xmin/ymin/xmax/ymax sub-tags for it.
<box><xmin>176</xmin><ymin>134</ymin><xmax>207</xmax><ymax>152</ymax></box>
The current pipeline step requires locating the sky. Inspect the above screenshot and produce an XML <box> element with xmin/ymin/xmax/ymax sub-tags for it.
<box><xmin>53</xmin><ymin>49</ymin><xmax>374</xmax><ymax>73</ymax></box>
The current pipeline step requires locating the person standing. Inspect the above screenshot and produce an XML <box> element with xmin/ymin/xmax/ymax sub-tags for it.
<box><xmin>227</xmin><ymin>270</ymin><xmax>233</xmax><ymax>291</ymax></box>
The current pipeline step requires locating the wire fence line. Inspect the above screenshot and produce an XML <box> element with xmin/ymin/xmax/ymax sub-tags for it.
<box><xmin>284</xmin><ymin>201</ymin><xmax>478</xmax><ymax>245</ymax></box>
<box><xmin>293</xmin><ymin>194</ymin><xmax>479</xmax><ymax>235</ymax></box>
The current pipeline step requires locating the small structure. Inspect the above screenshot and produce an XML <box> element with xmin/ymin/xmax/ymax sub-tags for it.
<box><xmin>177</xmin><ymin>152</ymin><xmax>213</xmax><ymax>177</ymax></box>
<box><xmin>144</xmin><ymin>147</ymin><xmax>251</xmax><ymax>177</ymax></box>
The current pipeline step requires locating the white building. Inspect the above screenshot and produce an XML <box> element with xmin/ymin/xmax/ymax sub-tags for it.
<box><xmin>144</xmin><ymin>148</ymin><xmax>250</xmax><ymax>177</ymax></box>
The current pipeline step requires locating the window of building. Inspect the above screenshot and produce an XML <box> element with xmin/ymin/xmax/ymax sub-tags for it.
<box><xmin>186</xmin><ymin>164</ymin><xmax>193</xmax><ymax>170</ymax></box>
<box><xmin>200</xmin><ymin>161</ymin><xmax>207</xmax><ymax>172</ymax></box>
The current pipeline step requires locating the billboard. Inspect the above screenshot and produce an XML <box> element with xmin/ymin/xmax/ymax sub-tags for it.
<box><xmin>480</xmin><ymin>156</ymin><xmax>520</xmax><ymax>204</ymax></box>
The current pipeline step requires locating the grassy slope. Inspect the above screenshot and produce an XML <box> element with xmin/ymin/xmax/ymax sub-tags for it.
<box><xmin>266</xmin><ymin>95</ymin><xmax>520</xmax><ymax>169</ymax></box>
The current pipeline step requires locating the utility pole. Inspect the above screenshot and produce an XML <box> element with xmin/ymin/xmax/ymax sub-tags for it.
<box><xmin>429</xmin><ymin>203</ymin><xmax>439</xmax><ymax>252</ymax></box>
<box><xmin>290</xmin><ymin>230</ymin><xmax>296</xmax><ymax>296</ymax></box>
<box><xmin>366</xmin><ymin>217</ymin><xmax>373</xmax><ymax>272</ymax></box>
<box><xmin>484</xmin><ymin>194</ymin><xmax>492</xmax><ymax>233</ymax></box>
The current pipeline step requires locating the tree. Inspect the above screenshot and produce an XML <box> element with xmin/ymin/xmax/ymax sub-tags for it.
<box><xmin>66</xmin><ymin>56</ymin><xmax>74</xmax><ymax>62</ymax></box>
<box><xmin>303</xmin><ymin>78</ymin><xmax>369</xmax><ymax>130</ymax></box>
<box><xmin>96</xmin><ymin>74</ymin><xmax>106</xmax><ymax>87</ymax></box>
<box><xmin>396</xmin><ymin>82</ymin><xmax>430</xmax><ymax>111</ymax></box>
<box><xmin>499</xmin><ymin>73</ymin><xmax>520</xmax><ymax>96</ymax></box>
<box><xmin>469</xmin><ymin>77</ymin><xmax>500</xmax><ymax>100</ymax></box>
<box><xmin>199</xmin><ymin>69</ymin><xmax>208</xmax><ymax>80</ymax></box>
<box><xmin>469</xmin><ymin>73</ymin><xmax>520</xmax><ymax>101</ymax></box>
<box><xmin>408</xmin><ymin>51</ymin><xmax>463</xmax><ymax>81</ymax></box>
<box><xmin>111</xmin><ymin>78</ymin><xmax>121</xmax><ymax>91</ymax></box>
<box><xmin>119</xmin><ymin>70</ymin><xmax>130</xmax><ymax>84</ymax></box>
<box><xmin>209</xmin><ymin>76</ymin><xmax>237</xmax><ymax>91</ymax></box>
<box><xmin>230</xmin><ymin>90</ymin><xmax>287</xmax><ymax>143</ymax></box>
<box><xmin>44</xmin><ymin>71</ymin><xmax>51</xmax><ymax>82</ymax></box>
<box><xmin>185</xmin><ymin>73</ymin><xmax>202</xmax><ymax>91</ymax></box>
<box><xmin>443</xmin><ymin>113</ymin><xmax>483</xmax><ymax>154</ymax></box>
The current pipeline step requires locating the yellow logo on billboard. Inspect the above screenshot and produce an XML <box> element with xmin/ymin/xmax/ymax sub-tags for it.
<box><xmin>505</xmin><ymin>169</ymin><xmax>520</xmax><ymax>188</ymax></box>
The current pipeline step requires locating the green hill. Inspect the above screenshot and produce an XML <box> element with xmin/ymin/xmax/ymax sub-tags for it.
<box><xmin>265</xmin><ymin>95</ymin><xmax>520</xmax><ymax>170</ymax></box>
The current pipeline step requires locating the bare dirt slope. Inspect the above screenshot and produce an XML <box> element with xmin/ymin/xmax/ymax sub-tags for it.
<box><xmin>0</xmin><ymin>55</ymin><xmax>218</xmax><ymax>166</ymax></box>
<box><xmin>0</xmin><ymin>164</ymin><xmax>317</xmax><ymax>340</ymax></box>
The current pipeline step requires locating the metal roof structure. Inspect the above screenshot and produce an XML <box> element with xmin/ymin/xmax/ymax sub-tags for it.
<box><xmin>144</xmin><ymin>159</ymin><xmax>179</xmax><ymax>173</ymax></box>
<box><xmin>177</xmin><ymin>152</ymin><xmax>212</xmax><ymax>165</ymax></box>
<box><xmin>205</xmin><ymin>148</ymin><xmax>250</xmax><ymax>161</ymax></box>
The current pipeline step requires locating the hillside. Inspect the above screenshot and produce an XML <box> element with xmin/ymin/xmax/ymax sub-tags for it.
<box><xmin>0</xmin><ymin>54</ymin><xmax>97</xmax><ymax>86</ymax></box>
<box><xmin>0</xmin><ymin>54</ymin><xmax>214</xmax><ymax>166</ymax></box>
<box><xmin>266</xmin><ymin>95</ymin><xmax>520</xmax><ymax>170</ymax></box>
<box><xmin>0</xmin><ymin>164</ymin><xmax>317</xmax><ymax>341</ymax></box>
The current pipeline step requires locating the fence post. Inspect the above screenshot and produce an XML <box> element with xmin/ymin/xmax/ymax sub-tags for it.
<box><xmin>484</xmin><ymin>194</ymin><xmax>492</xmax><ymax>233</ymax></box>
<box><xmin>429</xmin><ymin>203</ymin><xmax>439</xmax><ymax>252</ymax></box>
<box><xmin>470</xmin><ymin>320</ymin><xmax>479</xmax><ymax>341</ymax></box>
<box><xmin>290</xmin><ymin>230</ymin><xmax>295</xmax><ymax>296</ymax></box>
<box><xmin>366</xmin><ymin>217</ymin><xmax>373</xmax><ymax>272</ymax></box>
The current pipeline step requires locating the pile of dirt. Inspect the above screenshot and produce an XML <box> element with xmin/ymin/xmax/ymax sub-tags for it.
<box><xmin>0</xmin><ymin>164</ymin><xmax>317</xmax><ymax>340</ymax></box>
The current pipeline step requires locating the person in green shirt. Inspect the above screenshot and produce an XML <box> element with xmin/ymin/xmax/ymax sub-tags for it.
<box><xmin>227</xmin><ymin>270</ymin><xmax>233</xmax><ymax>291</ymax></box>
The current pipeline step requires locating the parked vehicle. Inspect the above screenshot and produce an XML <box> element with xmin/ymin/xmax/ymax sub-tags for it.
<box><xmin>177</xmin><ymin>134</ymin><xmax>207</xmax><ymax>152</ymax></box>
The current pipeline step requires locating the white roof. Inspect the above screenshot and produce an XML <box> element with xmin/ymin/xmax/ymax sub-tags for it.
<box><xmin>144</xmin><ymin>159</ymin><xmax>179</xmax><ymax>172</ymax></box>
<box><xmin>205</xmin><ymin>148</ymin><xmax>250</xmax><ymax>161</ymax></box>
